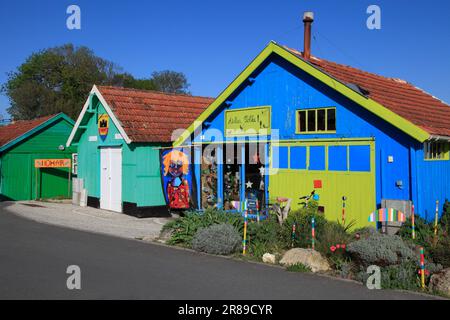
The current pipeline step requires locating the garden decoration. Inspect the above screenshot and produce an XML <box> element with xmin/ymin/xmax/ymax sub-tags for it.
<box><xmin>342</xmin><ymin>196</ymin><xmax>347</xmax><ymax>225</ymax></box>
<box><xmin>434</xmin><ymin>200</ymin><xmax>439</xmax><ymax>237</ymax></box>
<box><xmin>411</xmin><ymin>203</ymin><xmax>416</xmax><ymax>240</ymax></box>
<box><xmin>420</xmin><ymin>247</ymin><xmax>425</xmax><ymax>289</ymax></box>
<box><xmin>368</xmin><ymin>208</ymin><xmax>406</xmax><ymax>222</ymax></box>
<box><xmin>311</xmin><ymin>217</ymin><xmax>316</xmax><ymax>250</ymax></box>
<box><xmin>291</xmin><ymin>223</ymin><xmax>296</xmax><ymax>247</ymax></box>
<box><xmin>242</xmin><ymin>200</ymin><xmax>248</xmax><ymax>255</ymax></box>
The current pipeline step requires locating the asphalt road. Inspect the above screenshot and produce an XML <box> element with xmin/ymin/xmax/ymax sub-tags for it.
<box><xmin>0</xmin><ymin>205</ymin><xmax>435</xmax><ymax>300</ymax></box>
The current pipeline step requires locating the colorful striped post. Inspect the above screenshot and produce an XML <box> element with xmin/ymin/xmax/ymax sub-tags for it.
<box><xmin>311</xmin><ymin>217</ymin><xmax>315</xmax><ymax>250</ymax></box>
<box><xmin>342</xmin><ymin>196</ymin><xmax>347</xmax><ymax>225</ymax></box>
<box><xmin>242</xmin><ymin>201</ymin><xmax>248</xmax><ymax>255</ymax></box>
<box><xmin>291</xmin><ymin>223</ymin><xmax>296</xmax><ymax>247</ymax></box>
<box><xmin>434</xmin><ymin>200</ymin><xmax>439</xmax><ymax>237</ymax></box>
<box><xmin>420</xmin><ymin>247</ymin><xmax>426</xmax><ymax>289</ymax></box>
<box><xmin>411</xmin><ymin>204</ymin><xmax>416</xmax><ymax>240</ymax></box>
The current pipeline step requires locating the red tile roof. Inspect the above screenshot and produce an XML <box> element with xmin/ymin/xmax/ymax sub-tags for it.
<box><xmin>0</xmin><ymin>114</ymin><xmax>57</xmax><ymax>148</ymax></box>
<box><xmin>285</xmin><ymin>46</ymin><xmax>450</xmax><ymax>137</ymax></box>
<box><xmin>97</xmin><ymin>86</ymin><xmax>214</xmax><ymax>143</ymax></box>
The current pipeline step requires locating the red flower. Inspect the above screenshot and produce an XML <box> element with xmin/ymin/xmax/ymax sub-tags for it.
<box><xmin>330</xmin><ymin>246</ymin><xmax>337</xmax><ymax>252</ymax></box>
<box><xmin>341</xmin><ymin>244</ymin><xmax>346</xmax><ymax>250</ymax></box>
<box><xmin>336</xmin><ymin>244</ymin><xmax>341</xmax><ymax>249</ymax></box>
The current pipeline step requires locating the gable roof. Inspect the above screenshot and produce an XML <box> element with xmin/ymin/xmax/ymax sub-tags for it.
<box><xmin>174</xmin><ymin>41</ymin><xmax>449</xmax><ymax>146</ymax></box>
<box><xmin>66</xmin><ymin>85</ymin><xmax>214</xmax><ymax>146</ymax></box>
<box><xmin>284</xmin><ymin>46</ymin><xmax>450</xmax><ymax>138</ymax></box>
<box><xmin>0</xmin><ymin>113</ymin><xmax>74</xmax><ymax>153</ymax></box>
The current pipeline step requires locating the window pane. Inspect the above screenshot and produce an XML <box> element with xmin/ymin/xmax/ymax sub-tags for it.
<box><xmin>298</xmin><ymin>111</ymin><xmax>306</xmax><ymax>132</ymax></box>
<box><xmin>290</xmin><ymin>146</ymin><xmax>307</xmax><ymax>169</ymax></box>
<box><xmin>307</xmin><ymin>110</ymin><xmax>316</xmax><ymax>132</ymax></box>
<box><xmin>309</xmin><ymin>146</ymin><xmax>326</xmax><ymax>170</ymax></box>
<box><xmin>317</xmin><ymin>109</ymin><xmax>326</xmax><ymax>131</ymax></box>
<box><xmin>327</xmin><ymin>109</ymin><xmax>336</xmax><ymax>131</ymax></box>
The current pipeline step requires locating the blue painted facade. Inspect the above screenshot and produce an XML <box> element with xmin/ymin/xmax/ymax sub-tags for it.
<box><xmin>192</xmin><ymin>54</ymin><xmax>449</xmax><ymax>220</ymax></box>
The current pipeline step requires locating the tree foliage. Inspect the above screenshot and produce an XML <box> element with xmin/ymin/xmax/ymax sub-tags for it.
<box><xmin>2</xmin><ymin>44</ymin><xmax>191</xmax><ymax>120</ymax></box>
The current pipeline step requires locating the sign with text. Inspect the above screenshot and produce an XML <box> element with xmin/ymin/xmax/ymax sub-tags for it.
<box><xmin>35</xmin><ymin>159</ymin><xmax>71</xmax><ymax>168</ymax></box>
<box><xmin>225</xmin><ymin>106</ymin><xmax>271</xmax><ymax>137</ymax></box>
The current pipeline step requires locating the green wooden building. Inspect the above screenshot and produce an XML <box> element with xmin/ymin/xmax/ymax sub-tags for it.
<box><xmin>0</xmin><ymin>113</ymin><xmax>76</xmax><ymax>201</ymax></box>
<box><xmin>66</xmin><ymin>85</ymin><xmax>212</xmax><ymax>217</ymax></box>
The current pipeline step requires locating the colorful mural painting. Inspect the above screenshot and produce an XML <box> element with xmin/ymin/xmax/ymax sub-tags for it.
<box><xmin>161</xmin><ymin>149</ymin><xmax>196</xmax><ymax>210</ymax></box>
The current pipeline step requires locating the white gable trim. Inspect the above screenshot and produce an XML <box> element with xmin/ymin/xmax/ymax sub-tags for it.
<box><xmin>66</xmin><ymin>85</ymin><xmax>132</xmax><ymax>147</ymax></box>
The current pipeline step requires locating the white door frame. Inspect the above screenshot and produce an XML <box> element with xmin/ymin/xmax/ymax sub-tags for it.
<box><xmin>100</xmin><ymin>147</ymin><xmax>122</xmax><ymax>212</ymax></box>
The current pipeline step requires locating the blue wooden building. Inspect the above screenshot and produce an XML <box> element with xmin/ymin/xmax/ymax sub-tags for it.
<box><xmin>174</xmin><ymin>15</ymin><xmax>450</xmax><ymax>227</ymax></box>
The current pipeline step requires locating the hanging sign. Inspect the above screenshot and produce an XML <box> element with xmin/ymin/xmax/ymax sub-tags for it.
<box><xmin>225</xmin><ymin>106</ymin><xmax>271</xmax><ymax>137</ymax></box>
<box><xmin>35</xmin><ymin>159</ymin><xmax>71</xmax><ymax>168</ymax></box>
<box><xmin>98</xmin><ymin>114</ymin><xmax>109</xmax><ymax>140</ymax></box>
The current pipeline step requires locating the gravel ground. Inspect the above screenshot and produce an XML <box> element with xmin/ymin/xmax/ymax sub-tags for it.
<box><xmin>0</xmin><ymin>201</ymin><xmax>172</xmax><ymax>240</ymax></box>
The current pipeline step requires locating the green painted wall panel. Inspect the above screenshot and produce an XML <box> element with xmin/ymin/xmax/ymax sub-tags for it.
<box><xmin>0</xmin><ymin>117</ymin><xmax>75</xmax><ymax>201</ymax></box>
<box><xmin>76</xmin><ymin>99</ymin><xmax>167</xmax><ymax>208</ymax></box>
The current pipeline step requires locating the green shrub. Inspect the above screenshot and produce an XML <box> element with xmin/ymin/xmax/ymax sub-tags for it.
<box><xmin>282</xmin><ymin>205</ymin><xmax>327</xmax><ymax>249</ymax></box>
<box><xmin>286</xmin><ymin>263</ymin><xmax>312</xmax><ymax>273</ymax></box>
<box><xmin>246</xmin><ymin>216</ymin><xmax>283</xmax><ymax>258</ymax></box>
<box><xmin>347</xmin><ymin>233</ymin><xmax>416</xmax><ymax>267</ymax></box>
<box><xmin>282</xmin><ymin>206</ymin><xmax>352</xmax><ymax>260</ymax></box>
<box><xmin>441</xmin><ymin>199</ymin><xmax>450</xmax><ymax>236</ymax></box>
<box><xmin>162</xmin><ymin>208</ymin><xmax>244</xmax><ymax>246</ymax></box>
<box><xmin>430</xmin><ymin>237</ymin><xmax>450</xmax><ymax>268</ymax></box>
<box><xmin>398</xmin><ymin>215</ymin><xmax>436</xmax><ymax>251</ymax></box>
<box><xmin>192</xmin><ymin>223</ymin><xmax>242</xmax><ymax>255</ymax></box>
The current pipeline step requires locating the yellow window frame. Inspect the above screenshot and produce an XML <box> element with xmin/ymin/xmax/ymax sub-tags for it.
<box><xmin>424</xmin><ymin>141</ymin><xmax>450</xmax><ymax>161</ymax></box>
<box><xmin>296</xmin><ymin>107</ymin><xmax>336</xmax><ymax>134</ymax></box>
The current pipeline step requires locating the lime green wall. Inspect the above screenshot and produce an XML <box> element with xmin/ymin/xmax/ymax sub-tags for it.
<box><xmin>269</xmin><ymin>140</ymin><xmax>376</xmax><ymax>229</ymax></box>
<box><xmin>75</xmin><ymin>98</ymin><xmax>166</xmax><ymax>208</ymax></box>
<box><xmin>0</xmin><ymin>118</ymin><xmax>75</xmax><ymax>201</ymax></box>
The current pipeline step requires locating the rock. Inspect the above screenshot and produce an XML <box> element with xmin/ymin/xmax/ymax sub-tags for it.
<box><xmin>429</xmin><ymin>268</ymin><xmax>450</xmax><ymax>296</ymax></box>
<box><xmin>279</xmin><ymin>248</ymin><xmax>330</xmax><ymax>273</ymax></box>
<box><xmin>262</xmin><ymin>253</ymin><xmax>276</xmax><ymax>264</ymax></box>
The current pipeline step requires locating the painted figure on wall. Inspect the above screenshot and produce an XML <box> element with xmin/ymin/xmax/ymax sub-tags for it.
<box><xmin>162</xmin><ymin>149</ymin><xmax>191</xmax><ymax>209</ymax></box>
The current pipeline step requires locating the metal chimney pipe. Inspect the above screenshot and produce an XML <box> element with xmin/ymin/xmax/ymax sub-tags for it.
<box><xmin>303</xmin><ymin>11</ymin><xmax>314</xmax><ymax>60</ymax></box>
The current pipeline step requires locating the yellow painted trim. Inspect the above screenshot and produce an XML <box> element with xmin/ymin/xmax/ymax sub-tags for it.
<box><xmin>295</xmin><ymin>107</ymin><xmax>336</xmax><ymax>134</ymax></box>
<box><xmin>174</xmin><ymin>42</ymin><xmax>430</xmax><ymax>146</ymax></box>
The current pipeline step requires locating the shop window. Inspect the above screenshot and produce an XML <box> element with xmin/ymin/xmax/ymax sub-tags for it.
<box><xmin>424</xmin><ymin>141</ymin><xmax>449</xmax><ymax>160</ymax></box>
<box><xmin>290</xmin><ymin>146</ymin><xmax>307</xmax><ymax>169</ymax></box>
<box><xmin>297</xmin><ymin>108</ymin><xmax>336</xmax><ymax>133</ymax></box>
<box><xmin>328</xmin><ymin>146</ymin><xmax>347</xmax><ymax>171</ymax></box>
<box><xmin>272</xmin><ymin>146</ymin><xmax>289</xmax><ymax>169</ymax></box>
<box><xmin>201</xmin><ymin>145</ymin><xmax>218</xmax><ymax>209</ymax></box>
<box><xmin>223</xmin><ymin>143</ymin><xmax>242</xmax><ymax>210</ymax></box>
<box><xmin>349</xmin><ymin>145</ymin><xmax>371</xmax><ymax>172</ymax></box>
<box><xmin>309</xmin><ymin>146</ymin><xmax>325</xmax><ymax>171</ymax></box>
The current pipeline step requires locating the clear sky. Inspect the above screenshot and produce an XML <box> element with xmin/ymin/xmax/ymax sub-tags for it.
<box><xmin>0</xmin><ymin>0</ymin><xmax>449</xmax><ymax>118</ymax></box>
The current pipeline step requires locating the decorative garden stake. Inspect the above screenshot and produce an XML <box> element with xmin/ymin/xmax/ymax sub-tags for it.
<box><xmin>420</xmin><ymin>247</ymin><xmax>425</xmax><ymax>289</ymax></box>
<box><xmin>342</xmin><ymin>196</ymin><xmax>347</xmax><ymax>225</ymax></box>
<box><xmin>411</xmin><ymin>203</ymin><xmax>416</xmax><ymax>240</ymax></box>
<box><xmin>311</xmin><ymin>217</ymin><xmax>315</xmax><ymax>250</ymax></box>
<box><xmin>242</xmin><ymin>201</ymin><xmax>248</xmax><ymax>255</ymax></box>
<box><xmin>434</xmin><ymin>200</ymin><xmax>439</xmax><ymax>237</ymax></box>
<box><xmin>291</xmin><ymin>223</ymin><xmax>296</xmax><ymax>247</ymax></box>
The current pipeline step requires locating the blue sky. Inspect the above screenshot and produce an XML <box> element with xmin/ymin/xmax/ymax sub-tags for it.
<box><xmin>0</xmin><ymin>0</ymin><xmax>449</xmax><ymax>118</ymax></box>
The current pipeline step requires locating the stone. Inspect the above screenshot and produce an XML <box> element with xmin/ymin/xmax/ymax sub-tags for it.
<box><xmin>262</xmin><ymin>253</ymin><xmax>276</xmax><ymax>264</ymax></box>
<box><xmin>279</xmin><ymin>248</ymin><xmax>330</xmax><ymax>273</ymax></box>
<box><xmin>429</xmin><ymin>268</ymin><xmax>450</xmax><ymax>296</ymax></box>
